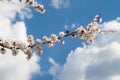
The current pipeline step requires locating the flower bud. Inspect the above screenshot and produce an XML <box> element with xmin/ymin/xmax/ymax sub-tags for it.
<box><xmin>59</xmin><ymin>32</ymin><xmax>65</xmax><ymax>37</ymax></box>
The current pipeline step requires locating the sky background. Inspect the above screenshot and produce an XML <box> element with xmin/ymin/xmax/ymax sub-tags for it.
<box><xmin>0</xmin><ymin>0</ymin><xmax>120</xmax><ymax>80</ymax></box>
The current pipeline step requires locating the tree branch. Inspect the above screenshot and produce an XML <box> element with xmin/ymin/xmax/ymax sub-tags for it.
<box><xmin>0</xmin><ymin>14</ymin><xmax>117</xmax><ymax>60</ymax></box>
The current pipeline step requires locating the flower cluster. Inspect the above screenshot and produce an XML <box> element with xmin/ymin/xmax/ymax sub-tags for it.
<box><xmin>75</xmin><ymin>14</ymin><xmax>102</xmax><ymax>44</ymax></box>
<box><xmin>0</xmin><ymin>0</ymin><xmax>47</xmax><ymax>13</ymax></box>
<box><xmin>0</xmin><ymin>14</ymin><xmax>117</xmax><ymax>60</ymax></box>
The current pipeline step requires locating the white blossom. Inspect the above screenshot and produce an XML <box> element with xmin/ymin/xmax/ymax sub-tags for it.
<box><xmin>96</xmin><ymin>28</ymin><xmax>101</xmax><ymax>33</ymax></box>
<box><xmin>34</xmin><ymin>2</ymin><xmax>47</xmax><ymax>13</ymax></box>
<box><xmin>46</xmin><ymin>40</ymin><xmax>54</xmax><ymax>47</ymax></box>
<box><xmin>26</xmin><ymin>53</ymin><xmax>33</xmax><ymax>60</ymax></box>
<box><xmin>28</xmin><ymin>0</ymin><xmax>35</xmax><ymax>7</ymax></box>
<box><xmin>35</xmin><ymin>39</ymin><xmax>43</xmax><ymax>54</ymax></box>
<box><xmin>11</xmin><ymin>48</ymin><xmax>19</xmax><ymax>56</ymax></box>
<box><xmin>36</xmin><ymin>39</ymin><xmax>43</xmax><ymax>45</ymax></box>
<box><xmin>24</xmin><ymin>48</ymin><xmax>33</xmax><ymax>60</ymax></box>
<box><xmin>50</xmin><ymin>34</ymin><xmax>58</xmax><ymax>42</ymax></box>
<box><xmin>99</xmin><ymin>18</ymin><xmax>102</xmax><ymax>23</ymax></box>
<box><xmin>61</xmin><ymin>40</ymin><xmax>65</xmax><ymax>45</ymax></box>
<box><xmin>0</xmin><ymin>37</ymin><xmax>3</xmax><ymax>44</ymax></box>
<box><xmin>93</xmin><ymin>14</ymin><xmax>102</xmax><ymax>23</ymax></box>
<box><xmin>15</xmin><ymin>41</ymin><xmax>27</xmax><ymax>52</ymax></box>
<box><xmin>35</xmin><ymin>44</ymin><xmax>43</xmax><ymax>54</ymax></box>
<box><xmin>0</xmin><ymin>48</ymin><xmax>6</xmax><ymax>54</ymax></box>
<box><xmin>59</xmin><ymin>31</ymin><xmax>65</xmax><ymax>37</ymax></box>
<box><xmin>38</xmin><ymin>48</ymin><xmax>43</xmax><ymax>54</ymax></box>
<box><xmin>27</xmin><ymin>35</ymin><xmax>34</xmax><ymax>46</ymax></box>
<box><xmin>76</xmin><ymin>26</ymin><xmax>86</xmax><ymax>34</ymax></box>
<box><xmin>34</xmin><ymin>1</ymin><xmax>38</xmax><ymax>7</ymax></box>
<box><xmin>43</xmin><ymin>36</ymin><xmax>55</xmax><ymax>47</ymax></box>
<box><xmin>42</xmin><ymin>36</ymin><xmax>49</xmax><ymax>41</ymax></box>
<box><xmin>76</xmin><ymin>26</ymin><xmax>86</xmax><ymax>39</ymax></box>
<box><xmin>35</xmin><ymin>4</ymin><xmax>47</xmax><ymax>13</ymax></box>
<box><xmin>94</xmin><ymin>15</ymin><xmax>99</xmax><ymax>19</ymax></box>
<box><xmin>3</xmin><ymin>40</ymin><xmax>12</xmax><ymax>48</ymax></box>
<box><xmin>24</xmin><ymin>48</ymin><xmax>32</xmax><ymax>55</ymax></box>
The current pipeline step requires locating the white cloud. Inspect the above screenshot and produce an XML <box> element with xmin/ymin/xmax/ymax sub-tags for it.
<box><xmin>110</xmin><ymin>75</ymin><xmax>120</xmax><ymax>80</ymax></box>
<box><xmin>0</xmin><ymin>1</ymin><xmax>32</xmax><ymax>19</ymax></box>
<box><xmin>64</xmin><ymin>23</ymin><xmax>79</xmax><ymax>30</ymax></box>
<box><xmin>48</xmin><ymin>57</ymin><xmax>61</xmax><ymax>80</ymax></box>
<box><xmin>71</xmin><ymin>23</ymin><xmax>76</xmax><ymax>29</ymax></box>
<box><xmin>49</xmin><ymin>17</ymin><xmax>120</xmax><ymax>80</ymax></box>
<box><xmin>0</xmin><ymin>1</ymin><xmax>40</xmax><ymax>80</ymax></box>
<box><xmin>64</xmin><ymin>24</ymin><xmax>68</xmax><ymax>29</ymax></box>
<box><xmin>50</xmin><ymin>0</ymin><xmax>70</xmax><ymax>9</ymax></box>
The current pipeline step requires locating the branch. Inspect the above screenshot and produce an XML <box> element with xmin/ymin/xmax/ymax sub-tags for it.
<box><xmin>0</xmin><ymin>14</ymin><xmax>117</xmax><ymax>60</ymax></box>
<box><xmin>0</xmin><ymin>0</ymin><xmax>47</xmax><ymax>13</ymax></box>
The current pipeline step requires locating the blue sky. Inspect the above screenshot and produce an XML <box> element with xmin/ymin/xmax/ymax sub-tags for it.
<box><xmin>24</xmin><ymin>0</ymin><xmax>120</xmax><ymax>80</ymax></box>
<box><xmin>0</xmin><ymin>0</ymin><xmax>120</xmax><ymax>80</ymax></box>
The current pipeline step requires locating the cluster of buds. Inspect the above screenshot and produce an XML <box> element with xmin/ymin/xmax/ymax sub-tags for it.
<box><xmin>75</xmin><ymin>14</ymin><xmax>102</xmax><ymax>44</ymax></box>
<box><xmin>0</xmin><ymin>14</ymin><xmax>117</xmax><ymax>60</ymax></box>
<box><xmin>19</xmin><ymin>0</ymin><xmax>47</xmax><ymax>13</ymax></box>
<box><xmin>0</xmin><ymin>37</ymin><xmax>32</xmax><ymax>60</ymax></box>
<box><xmin>0</xmin><ymin>0</ymin><xmax>47</xmax><ymax>13</ymax></box>
<box><xmin>42</xmin><ymin>34</ymin><xmax>65</xmax><ymax>47</ymax></box>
